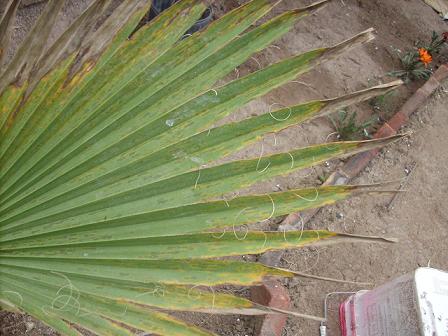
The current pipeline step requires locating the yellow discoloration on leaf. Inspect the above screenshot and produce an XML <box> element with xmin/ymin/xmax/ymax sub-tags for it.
<box><xmin>0</xmin><ymin>84</ymin><xmax>25</xmax><ymax>125</ymax></box>
<box><xmin>65</xmin><ymin>60</ymin><xmax>94</xmax><ymax>89</ymax></box>
<box><xmin>0</xmin><ymin>54</ymin><xmax>75</xmax><ymax>167</ymax></box>
<box><xmin>0</xmin><ymin>83</ymin><xmax>27</xmax><ymax>133</ymax></box>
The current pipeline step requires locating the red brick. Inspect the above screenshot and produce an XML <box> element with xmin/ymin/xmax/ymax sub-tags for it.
<box><xmin>251</xmin><ymin>279</ymin><xmax>291</xmax><ymax>336</ymax></box>
<box><xmin>433</xmin><ymin>64</ymin><xmax>448</xmax><ymax>82</ymax></box>
<box><xmin>387</xmin><ymin>112</ymin><xmax>408</xmax><ymax>131</ymax></box>
<box><xmin>374</xmin><ymin>123</ymin><xmax>396</xmax><ymax>139</ymax></box>
<box><xmin>399</xmin><ymin>90</ymin><xmax>428</xmax><ymax>117</ymax></box>
<box><xmin>341</xmin><ymin>150</ymin><xmax>378</xmax><ymax>178</ymax></box>
<box><xmin>400</xmin><ymin>64</ymin><xmax>448</xmax><ymax>117</ymax></box>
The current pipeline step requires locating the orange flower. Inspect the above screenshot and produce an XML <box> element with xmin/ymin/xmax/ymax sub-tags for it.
<box><xmin>418</xmin><ymin>48</ymin><xmax>432</xmax><ymax>67</ymax></box>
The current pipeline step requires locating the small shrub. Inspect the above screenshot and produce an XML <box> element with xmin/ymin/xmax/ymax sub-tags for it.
<box><xmin>329</xmin><ymin>109</ymin><xmax>378</xmax><ymax>141</ymax></box>
<box><xmin>389</xmin><ymin>31</ymin><xmax>448</xmax><ymax>82</ymax></box>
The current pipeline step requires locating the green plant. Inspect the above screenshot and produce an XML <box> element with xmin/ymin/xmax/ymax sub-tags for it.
<box><xmin>317</xmin><ymin>171</ymin><xmax>331</xmax><ymax>184</ymax></box>
<box><xmin>0</xmin><ymin>0</ymin><xmax>402</xmax><ymax>335</ymax></box>
<box><xmin>388</xmin><ymin>50</ymin><xmax>433</xmax><ymax>82</ymax></box>
<box><xmin>419</xmin><ymin>31</ymin><xmax>448</xmax><ymax>55</ymax></box>
<box><xmin>389</xmin><ymin>31</ymin><xmax>448</xmax><ymax>82</ymax></box>
<box><xmin>329</xmin><ymin>109</ymin><xmax>377</xmax><ymax>141</ymax></box>
<box><xmin>369</xmin><ymin>89</ymin><xmax>396</xmax><ymax>115</ymax></box>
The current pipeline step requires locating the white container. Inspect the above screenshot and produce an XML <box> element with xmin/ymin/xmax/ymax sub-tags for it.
<box><xmin>340</xmin><ymin>268</ymin><xmax>448</xmax><ymax>336</ymax></box>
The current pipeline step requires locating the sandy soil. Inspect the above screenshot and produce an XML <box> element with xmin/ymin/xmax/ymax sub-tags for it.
<box><xmin>1</xmin><ymin>0</ymin><xmax>447</xmax><ymax>335</ymax></box>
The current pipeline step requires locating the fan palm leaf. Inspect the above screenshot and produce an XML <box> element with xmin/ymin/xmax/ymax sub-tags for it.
<box><xmin>0</xmin><ymin>0</ymin><xmax>402</xmax><ymax>334</ymax></box>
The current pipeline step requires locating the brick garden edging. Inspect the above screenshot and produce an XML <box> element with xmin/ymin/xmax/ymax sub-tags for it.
<box><xmin>251</xmin><ymin>279</ymin><xmax>292</xmax><ymax>336</ymax></box>
<box><xmin>254</xmin><ymin>64</ymin><xmax>448</xmax><ymax>336</ymax></box>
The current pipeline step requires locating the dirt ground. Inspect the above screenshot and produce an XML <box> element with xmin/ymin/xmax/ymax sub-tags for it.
<box><xmin>1</xmin><ymin>0</ymin><xmax>447</xmax><ymax>335</ymax></box>
<box><xmin>280</xmin><ymin>82</ymin><xmax>448</xmax><ymax>336</ymax></box>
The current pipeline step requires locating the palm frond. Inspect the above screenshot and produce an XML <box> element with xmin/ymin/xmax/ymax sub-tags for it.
<box><xmin>0</xmin><ymin>0</ymin><xmax>402</xmax><ymax>335</ymax></box>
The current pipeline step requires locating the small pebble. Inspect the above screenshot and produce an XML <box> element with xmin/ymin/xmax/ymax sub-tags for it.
<box><xmin>25</xmin><ymin>322</ymin><xmax>35</xmax><ymax>332</ymax></box>
<box><xmin>336</xmin><ymin>212</ymin><xmax>344</xmax><ymax>219</ymax></box>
